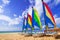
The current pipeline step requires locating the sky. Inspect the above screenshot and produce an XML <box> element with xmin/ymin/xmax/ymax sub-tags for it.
<box><xmin>0</xmin><ymin>0</ymin><xmax>60</xmax><ymax>32</ymax></box>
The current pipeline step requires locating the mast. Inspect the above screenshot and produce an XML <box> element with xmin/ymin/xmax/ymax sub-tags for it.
<box><xmin>31</xmin><ymin>0</ymin><xmax>34</xmax><ymax>34</ymax></box>
<box><xmin>22</xmin><ymin>14</ymin><xmax>25</xmax><ymax>32</ymax></box>
<box><xmin>54</xmin><ymin>22</ymin><xmax>56</xmax><ymax>29</ymax></box>
<box><xmin>32</xmin><ymin>1</ymin><xmax>33</xmax><ymax>30</ymax></box>
<box><xmin>41</xmin><ymin>0</ymin><xmax>48</xmax><ymax>30</ymax></box>
<box><xmin>22</xmin><ymin>14</ymin><xmax>27</xmax><ymax>33</ymax></box>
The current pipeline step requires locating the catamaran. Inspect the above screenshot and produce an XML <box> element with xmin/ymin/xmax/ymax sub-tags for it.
<box><xmin>42</xmin><ymin>0</ymin><xmax>60</xmax><ymax>36</ymax></box>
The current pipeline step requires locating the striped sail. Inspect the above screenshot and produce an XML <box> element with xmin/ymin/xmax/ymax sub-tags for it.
<box><xmin>42</xmin><ymin>0</ymin><xmax>56</xmax><ymax>29</ymax></box>
<box><xmin>23</xmin><ymin>16</ymin><xmax>27</xmax><ymax>32</ymax></box>
<box><xmin>27</xmin><ymin>13</ymin><xmax>33</xmax><ymax>30</ymax></box>
<box><xmin>32</xmin><ymin>7</ymin><xmax>42</xmax><ymax>30</ymax></box>
<box><xmin>28</xmin><ymin>13</ymin><xmax>32</xmax><ymax>27</ymax></box>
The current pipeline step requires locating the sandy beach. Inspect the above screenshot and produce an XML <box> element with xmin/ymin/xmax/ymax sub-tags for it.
<box><xmin>0</xmin><ymin>33</ymin><xmax>59</xmax><ymax>40</ymax></box>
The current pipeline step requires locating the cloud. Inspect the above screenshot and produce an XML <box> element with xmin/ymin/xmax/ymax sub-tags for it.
<box><xmin>44</xmin><ymin>0</ymin><xmax>51</xmax><ymax>3</ymax></box>
<box><xmin>54</xmin><ymin>0</ymin><xmax>60</xmax><ymax>5</ymax></box>
<box><xmin>0</xmin><ymin>6</ymin><xmax>3</xmax><ymax>8</ymax></box>
<box><xmin>0</xmin><ymin>5</ymin><xmax>4</xmax><ymax>13</ymax></box>
<box><xmin>2</xmin><ymin>0</ymin><xmax>10</xmax><ymax>5</ymax></box>
<box><xmin>0</xmin><ymin>15</ymin><xmax>23</xmax><ymax>25</ymax></box>
<box><xmin>34</xmin><ymin>0</ymin><xmax>43</xmax><ymax>17</ymax></box>
<box><xmin>22</xmin><ymin>6</ymin><xmax>33</xmax><ymax>18</ymax></box>
<box><xmin>14</xmin><ymin>14</ymin><xmax>17</xmax><ymax>17</ymax></box>
<box><xmin>55</xmin><ymin>18</ymin><xmax>60</xmax><ymax>25</ymax></box>
<box><xmin>47</xmin><ymin>0</ymin><xmax>60</xmax><ymax>7</ymax></box>
<box><xmin>29</xmin><ymin>0</ymin><xmax>34</xmax><ymax>4</ymax></box>
<box><xmin>0</xmin><ymin>6</ymin><xmax>4</xmax><ymax>13</ymax></box>
<box><xmin>22</xmin><ymin>9</ymin><xmax>28</xmax><ymax>18</ymax></box>
<box><xmin>0</xmin><ymin>0</ymin><xmax>21</xmax><ymax>25</ymax></box>
<box><xmin>0</xmin><ymin>15</ymin><xmax>11</xmax><ymax>22</ymax></box>
<box><xmin>44</xmin><ymin>0</ymin><xmax>60</xmax><ymax>5</ymax></box>
<box><xmin>0</xmin><ymin>0</ymin><xmax>23</xmax><ymax>31</ymax></box>
<box><xmin>54</xmin><ymin>14</ymin><xmax>58</xmax><ymax>18</ymax></box>
<box><xmin>9</xmin><ymin>16</ymin><xmax>23</xmax><ymax>25</ymax></box>
<box><xmin>54</xmin><ymin>14</ymin><xmax>60</xmax><ymax>25</ymax></box>
<box><xmin>0</xmin><ymin>0</ymin><xmax>10</xmax><ymax>14</ymax></box>
<box><xmin>0</xmin><ymin>14</ymin><xmax>23</xmax><ymax>31</ymax></box>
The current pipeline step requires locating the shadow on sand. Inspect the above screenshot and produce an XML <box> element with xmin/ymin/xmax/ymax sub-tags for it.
<box><xmin>55</xmin><ymin>35</ymin><xmax>60</xmax><ymax>39</ymax></box>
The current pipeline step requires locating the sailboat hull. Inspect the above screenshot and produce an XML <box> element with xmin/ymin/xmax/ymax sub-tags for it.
<box><xmin>44</xmin><ymin>28</ymin><xmax>60</xmax><ymax>32</ymax></box>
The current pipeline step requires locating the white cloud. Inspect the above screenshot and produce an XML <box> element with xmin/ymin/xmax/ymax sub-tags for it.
<box><xmin>2</xmin><ymin>0</ymin><xmax>10</xmax><ymax>5</ymax></box>
<box><xmin>0</xmin><ymin>6</ymin><xmax>3</xmax><ymax>8</ymax></box>
<box><xmin>0</xmin><ymin>0</ymin><xmax>10</xmax><ymax>14</ymax></box>
<box><xmin>0</xmin><ymin>5</ymin><xmax>4</xmax><ymax>13</ymax></box>
<box><xmin>54</xmin><ymin>0</ymin><xmax>60</xmax><ymax>5</ymax></box>
<box><xmin>0</xmin><ymin>15</ymin><xmax>23</xmax><ymax>25</ymax></box>
<box><xmin>0</xmin><ymin>14</ymin><xmax>23</xmax><ymax>31</ymax></box>
<box><xmin>44</xmin><ymin>0</ymin><xmax>51</xmax><ymax>3</ymax></box>
<box><xmin>28</xmin><ymin>6</ymin><xmax>32</xmax><ymax>15</ymax></box>
<box><xmin>9</xmin><ymin>16</ymin><xmax>23</xmax><ymax>25</ymax></box>
<box><xmin>29</xmin><ymin>0</ymin><xmax>33</xmax><ymax>4</ymax></box>
<box><xmin>0</xmin><ymin>25</ymin><xmax>20</xmax><ymax>31</ymax></box>
<box><xmin>0</xmin><ymin>15</ymin><xmax>11</xmax><ymax>22</ymax></box>
<box><xmin>54</xmin><ymin>14</ymin><xmax>60</xmax><ymax>25</ymax></box>
<box><xmin>48</xmin><ymin>0</ymin><xmax>60</xmax><ymax>7</ymax></box>
<box><xmin>0</xmin><ymin>7</ymin><xmax>4</xmax><ymax>13</ymax></box>
<box><xmin>55</xmin><ymin>18</ymin><xmax>60</xmax><ymax>25</ymax></box>
<box><xmin>22</xmin><ymin>9</ymin><xmax>28</xmax><ymax>18</ymax></box>
<box><xmin>22</xmin><ymin>6</ymin><xmax>33</xmax><ymax>18</ymax></box>
<box><xmin>14</xmin><ymin>14</ymin><xmax>17</xmax><ymax>17</ymax></box>
<box><xmin>54</xmin><ymin>14</ymin><xmax>58</xmax><ymax>18</ymax></box>
<box><xmin>44</xmin><ymin>0</ymin><xmax>60</xmax><ymax>6</ymax></box>
<box><xmin>34</xmin><ymin>0</ymin><xmax>43</xmax><ymax>17</ymax></box>
<box><xmin>0</xmin><ymin>0</ymin><xmax>23</xmax><ymax>31</ymax></box>
<box><xmin>0</xmin><ymin>0</ymin><xmax>21</xmax><ymax>25</ymax></box>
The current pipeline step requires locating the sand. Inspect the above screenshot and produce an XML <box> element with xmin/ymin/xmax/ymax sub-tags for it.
<box><xmin>0</xmin><ymin>33</ymin><xmax>59</xmax><ymax>40</ymax></box>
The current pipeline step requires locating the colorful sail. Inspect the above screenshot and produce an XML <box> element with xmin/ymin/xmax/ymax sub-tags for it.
<box><xmin>42</xmin><ymin>0</ymin><xmax>56</xmax><ymax>27</ymax></box>
<box><xmin>32</xmin><ymin>7</ymin><xmax>42</xmax><ymax>30</ymax></box>
<box><xmin>23</xmin><ymin>16</ymin><xmax>27</xmax><ymax>31</ymax></box>
<box><xmin>27</xmin><ymin>13</ymin><xmax>34</xmax><ymax>30</ymax></box>
<box><xmin>28</xmin><ymin>13</ymin><xmax>32</xmax><ymax>27</ymax></box>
